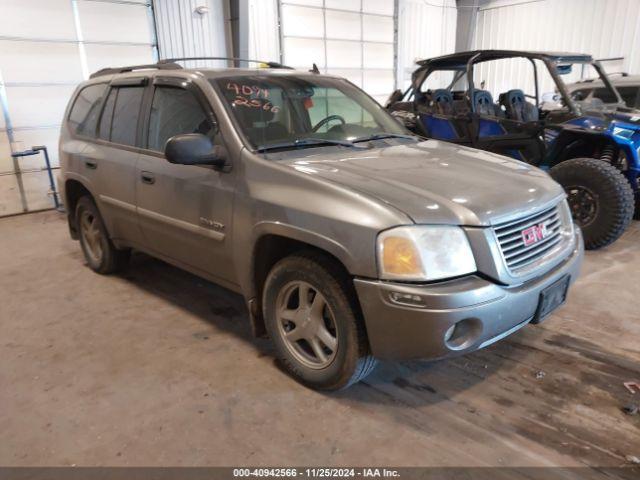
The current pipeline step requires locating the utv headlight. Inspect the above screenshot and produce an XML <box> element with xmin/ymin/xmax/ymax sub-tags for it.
<box><xmin>377</xmin><ymin>226</ymin><xmax>477</xmax><ymax>281</ymax></box>
<box><xmin>612</xmin><ymin>126</ymin><xmax>636</xmax><ymax>140</ymax></box>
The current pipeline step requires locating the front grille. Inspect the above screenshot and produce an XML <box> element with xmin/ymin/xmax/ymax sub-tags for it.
<box><xmin>494</xmin><ymin>204</ymin><xmax>564</xmax><ymax>273</ymax></box>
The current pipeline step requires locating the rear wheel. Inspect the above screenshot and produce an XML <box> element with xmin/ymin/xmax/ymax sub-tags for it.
<box><xmin>76</xmin><ymin>196</ymin><xmax>130</xmax><ymax>274</ymax></box>
<box><xmin>263</xmin><ymin>252</ymin><xmax>377</xmax><ymax>390</ymax></box>
<box><xmin>550</xmin><ymin>158</ymin><xmax>634</xmax><ymax>249</ymax></box>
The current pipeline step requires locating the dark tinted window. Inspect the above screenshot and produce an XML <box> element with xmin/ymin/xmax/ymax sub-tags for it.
<box><xmin>110</xmin><ymin>87</ymin><xmax>144</xmax><ymax>146</ymax></box>
<box><xmin>147</xmin><ymin>86</ymin><xmax>215</xmax><ymax>151</ymax></box>
<box><xmin>616</xmin><ymin>86</ymin><xmax>639</xmax><ymax>107</ymax></box>
<box><xmin>593</xmin><ymin>87</ymin><xmax>621</xmax><ymax>104</ymax></box>
<box><xmin>68</xmin><ymin>83</ymin><xmax>108</xmax><ymax>137</ymax></box>
<box><xmin>98</xmin><ymin>88</ymin><xmax>117</xmax><ymax>140</ymax></box>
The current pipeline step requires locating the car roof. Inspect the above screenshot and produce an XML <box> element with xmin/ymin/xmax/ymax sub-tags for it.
<box><xmin>417</xmin><ymin>50</ymin><xmax>593</xmax><ymax>69</ymax></box>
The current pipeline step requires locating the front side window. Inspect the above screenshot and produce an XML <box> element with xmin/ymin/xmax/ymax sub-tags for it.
<box><xmin>147</xmin><ymin>86</ymin><xmax>216</xmax><ymax>152</ymax></box>
<box><xmin>110</xmin><ymin>87</ymin><xmax>144</xmax><ymax>146</ymax></box>
<box><xmin>213</xmin><ymin>75</ymin><xmax>407</xmax><ymax>150</ymax></box>
<box><xmin>68</xmin><ymin>83</ymin><xmax>108</xmax><ymax>137</ymax></box>
<box><xmin>592</xmin><ymin>87</ymin><xmax>619</xmax><ymax>104</ymax></box>
<box><xmin>609</xmin><ymin>86</ymin><xmax>639</xmax><ymax>107</ymax></box>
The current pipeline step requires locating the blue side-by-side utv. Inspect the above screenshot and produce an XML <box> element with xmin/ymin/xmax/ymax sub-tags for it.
<box><xmin>387</xmin><ymin>50</ymin><xmax>640</xmax><ymax>250</ymax></box>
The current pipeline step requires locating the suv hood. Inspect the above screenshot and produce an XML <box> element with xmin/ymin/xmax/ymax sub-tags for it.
<box><xmin>278</xmin><ymin>140</ymin><xmax>564</xmax><ymax>226</ymax></box>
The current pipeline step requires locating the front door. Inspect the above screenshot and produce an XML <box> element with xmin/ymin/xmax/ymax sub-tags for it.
<box><xmin>135</xmin><ymin>78</ymin><xmax>237</xmax><ymax>286</ymax></box>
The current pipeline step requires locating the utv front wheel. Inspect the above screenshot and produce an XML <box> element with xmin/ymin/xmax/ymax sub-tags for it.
<box><xmin>550</xmin><ymin>158</ymin><xmax>634</xmax><ymax>249</ymax></box>
<box><xmin>263</xmin><ymin>252</ymin><xmax>377</xmax><ymax>390</ymax></box>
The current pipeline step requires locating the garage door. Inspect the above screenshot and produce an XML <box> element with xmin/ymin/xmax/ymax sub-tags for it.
<box><xmin>0</xmin><ymin>0</ymin><xmax>156</xmax><ymax>217</ymax></box>
<box><xmin>279</xmin><ymin>0</ymin><xmax>396</xmax><ymax>104</ymax></box>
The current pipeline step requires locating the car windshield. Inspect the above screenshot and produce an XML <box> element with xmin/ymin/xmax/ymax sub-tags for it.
<box><xmin>212</xmin><ymin>75</ymin><xmax>409</xmax><ymax>151</ymax></box>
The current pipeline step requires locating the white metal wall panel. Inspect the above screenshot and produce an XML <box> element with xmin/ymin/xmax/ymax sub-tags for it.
<box><xmin>153</xmin><ymin>0</ymin><xmax>228</xmax><ymax>68</ymax></box>
<box><xmin>78</xmin><ymin>1</ymin><xmax>152</xmax><ymax>44</ymax></box>
<box><xmin>0</xmin><ymin>0</ymin><xmax>78</xmax><ymax>40</ymax></box>
<box><xmin>0</xmin><ymin>0</ymin><xmax>156</xmax><ymax>216</ymax></box>
<box><xmin>472</xmin><ymin>0</ymin><xmax>640</xmax><ymax>95</ymax></box>
<box><xmin>397</xmin><ymin>0</ymin><xmax>457</xmax><ymax>89</ymax></box>
<box><xmin>280</xmin><ymin>0</ymin><xmax>396</xmax><ymax>104</ymax></box>
<box><xmin>84</xmin><ymin>44</ymin><xmax>155</xmax><ymax>74</ymax></box>
<box><xmin>247</xmin><ymin>0</ymin><xmax>280</xmax><ymax>62</ymax></box>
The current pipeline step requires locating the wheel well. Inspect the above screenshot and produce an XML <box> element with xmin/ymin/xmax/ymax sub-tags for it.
<box><xmin>250</xmin><ymin>235</ymin><xmax>358</xmax><ymax>337</ymax></box>
<box><xmin>64</xmin><ymin>179</ymin><xmax>92</xmax><ymax>239</ymax></box>
<box><xmin>552</xmin><ymin>134</ymin><xmax>615</xmax><ymax>166</ymax></box>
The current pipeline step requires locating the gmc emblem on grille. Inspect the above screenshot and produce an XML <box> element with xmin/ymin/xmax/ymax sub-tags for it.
<box><xmin>521</xmin><ymin>223</ymin><xmax>549</xmax><ymax>247</ymax></box>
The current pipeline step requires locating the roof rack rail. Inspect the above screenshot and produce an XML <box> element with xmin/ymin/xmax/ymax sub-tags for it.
<box><xmin>158</xmin><ymin>56</ymin><xmax>294</xmax><ymax>69</ymax></box>
<box><xmin>88</xmin><ymin>56</ymin><xmax>293</xmax><ymax>79</ymax></box>
<box><xmin>89</xmin><ymin>62</ymin><xmax>182</xmax><ymax>79</ymax></box>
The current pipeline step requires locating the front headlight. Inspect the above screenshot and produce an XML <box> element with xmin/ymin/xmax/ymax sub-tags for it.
<box><xmin>377</xmin><ymin>226</ymin><xmax>477</xmax><ymax>281</ymax></box>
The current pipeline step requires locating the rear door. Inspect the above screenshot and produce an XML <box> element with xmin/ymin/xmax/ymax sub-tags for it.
<box><xmin>135</xmin><ymin>76</ymin><xmax>238</xmax><ymax>286</ymax></box>
<box><xmin>88</xmin><ymin>78</ymin><xmax>147</xmax><ymax>245</ymax></box>
<box><xmin>62</xmin><ymin>82</ymin><xmax>109</xmax><ymax>200</ymax></box>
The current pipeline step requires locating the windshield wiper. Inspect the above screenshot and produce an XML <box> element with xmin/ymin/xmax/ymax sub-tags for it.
<box><xmin>351</xmin><ymin>133</ymin><xmax>417</xmax><ymax>143</ymax></box>
<box><xmin>256</xmin><ymin>137</ymin><xmax>363</xmax><ymax>152</ymax></box>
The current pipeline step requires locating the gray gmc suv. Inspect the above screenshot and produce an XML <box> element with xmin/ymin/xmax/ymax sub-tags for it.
<box><xmin>59</xmin><ymin>59</ymin><xmax>584</xmax><ymax>390</ymax></box>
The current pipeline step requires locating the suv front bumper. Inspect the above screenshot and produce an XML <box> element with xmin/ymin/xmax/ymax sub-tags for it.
<box><xmin>354</xmin><ymin>230</ymin><xmax>583</xmax><ymax>360</ymax></box>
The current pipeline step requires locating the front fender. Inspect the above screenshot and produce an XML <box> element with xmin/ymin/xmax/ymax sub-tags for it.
<box><xmin>251</xmin><ymin>221</ymin><xmax>358</xmax><ymax>275</ymax></box>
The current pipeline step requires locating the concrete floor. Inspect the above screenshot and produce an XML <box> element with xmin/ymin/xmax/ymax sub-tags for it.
<box><xmin>0</xmin><ymin>210</ymin><xmax>639</xmax><ymax>468</ymax></box>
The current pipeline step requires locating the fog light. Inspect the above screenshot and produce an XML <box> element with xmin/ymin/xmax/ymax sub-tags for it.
<box><xmin>444</xmin><ymin>318</ymin><xmax>482</xmax><ymax>350</ymax></box>
<box><xmin>444</xmin><ymin>325</ymin><xmax>456</xmax><ymax>342</ymax></box>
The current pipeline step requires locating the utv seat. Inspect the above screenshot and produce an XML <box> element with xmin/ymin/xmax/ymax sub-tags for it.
<box><xmin>499</xmin><ymin>89</ymin><xmax>539</xmax><ymax>122</ymax></box>
<box><xmin>473</xmin><ymin>89</ymin><xmax>498</xmax><ymax>116</ymax></box>
<box><xmin>432</xmin><ymin>89</ymin><xmax>454</xmax><ymax>115</ymax></box>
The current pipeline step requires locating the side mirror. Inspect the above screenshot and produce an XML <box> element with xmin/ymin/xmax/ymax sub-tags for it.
<box><xmin>385</xmin><ymin>89</ymin><xmax>404</xmax><ymax>107</ymax></box>
<box><xmin>165</xmin><ymin>133</ymin><xmax>225</xmax><ymax>167</ymax></box>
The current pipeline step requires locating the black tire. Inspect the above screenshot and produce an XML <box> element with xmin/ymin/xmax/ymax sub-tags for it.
<box><xmin>635</xmin><ymin>192</ymin><xmax>640</xmax><ymax>220</ymax></box>
<box><xmin>550</xmin><ymin>158</ymin><xmax>634</xmax><ymax>250</ymax></box>
<box><xmin>263</xmin><ymin>251</ymin><xmax>377</xmax><ymax>390</ymax></box>
<box><xmin>75</xmin><ymin>196</ymin><xmax>130</xmax><ymax>274</ymax></box>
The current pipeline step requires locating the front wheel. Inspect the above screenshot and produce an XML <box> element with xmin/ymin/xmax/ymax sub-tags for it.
<box><xmin>550</xmin><ymin>158</ymin><xmax>634</xmax><ymax>250</ymax></box>
<box><xmin>263</xmin><ymin>252</ymin><xmax>377</xmax><ymax>390</ymax></box>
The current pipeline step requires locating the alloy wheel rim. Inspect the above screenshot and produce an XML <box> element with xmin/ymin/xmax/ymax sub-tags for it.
<box><xmin>80</xmin><ymin>210</ymin><xmax>103</xmax><ymax>264</ymax></box>
<box><xmin>275</xmin><ymin>281</ymin><xmax>339</xmax><ymax>370</ymax></box>
<box><xmin>567</xmin><ymin>185</ymin><xmax>598</xmax><ymax>227</ymax></box>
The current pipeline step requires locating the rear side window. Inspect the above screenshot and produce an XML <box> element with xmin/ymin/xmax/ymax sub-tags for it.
<box><xmin>98</xmin><ymin>88</ymin><xmax>117</xmax><ymax>140</ymax></box>
<box><xmin>68</xmin><ymin>83</ymin><xmax>108</xmax><ymax>137</ymax></box>
<box><xmin>110</xmin><ymin>87</ymin><xmax>145</xmax><ymax>146</ymax></box>
<box><xmin>147</xmin><ymin>86</ymin><xmax>215</xmax><ymax>151</ymax></box>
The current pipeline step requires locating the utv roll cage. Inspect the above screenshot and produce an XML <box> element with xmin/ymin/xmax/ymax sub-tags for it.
<box><xmin>409</xmin><ymin>50</ymin><xmax>624</xmax><ymax>115</ymax></box>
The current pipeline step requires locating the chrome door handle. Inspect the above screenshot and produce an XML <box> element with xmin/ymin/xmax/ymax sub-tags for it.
<box><xmin>85</xmin><ymin>160</ymin><xmax>97</xmax><ymax>169</ymax></box>
<box><xmin>140</xmin><ymin>171</ymin><xmax>155</xmax><ymax>185</ymax></box>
